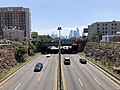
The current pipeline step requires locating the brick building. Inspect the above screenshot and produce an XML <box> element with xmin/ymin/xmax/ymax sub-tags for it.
<box><xmin>0</xmin><ymin>7</ymin><xmax>31</xmax><ymax>41</ymax></box>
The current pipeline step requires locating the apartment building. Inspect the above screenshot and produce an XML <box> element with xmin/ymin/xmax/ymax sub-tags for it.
<box><xmin>3</xmin><ymin>28</ymin><xmax>24</xmax><ymax>41</ymax></box>
<box><xmin>87</xmin><ymin>20</ymin><xmax>120</xmax><ymax>39</ymax></box>
<box><xmin>0</xmin><ymin>7</ymin><xmax>31</xmax><ymax>41</ymax></box>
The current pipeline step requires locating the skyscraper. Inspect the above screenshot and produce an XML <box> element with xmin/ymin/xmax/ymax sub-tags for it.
<box><xmin>69</xmin><ymin>28</ymin><xmax>80</xmax><ymax>38</ymax></box>
<box><xmin>51</xmin><ymin>33</ymin><xmax>57</xmax><ymax>39</ymax></box>
<box><xmin>76</xmin><ymin>27</ymin><xmax>80</xmax><ymax>37</ymax></box>
<box><xmin>74</xmin><ymin>30</ymin><xmax>77</xmax><ymax>38</ymax></box>
<box><xmin>0</xmin><ymin>7</ymin><xmax>31</xmax><ymax>40</ymax></box>
<box><xmin>69</xmin><ymin>30</ymin><xmax>73</xmax><ymax>38</ymax></box>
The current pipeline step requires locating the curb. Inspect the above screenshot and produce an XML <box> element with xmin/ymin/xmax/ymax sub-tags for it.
<box><xmin>0</xmin><ymin>54</ymin><xmax>41</xmax><ymax>87</ymax></box>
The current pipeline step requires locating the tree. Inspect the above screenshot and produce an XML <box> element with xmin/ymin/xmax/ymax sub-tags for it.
<box><xmin>38</xmin><ymin>35</ymin><xmax>52</xmax><ymax>42</ymax></box>
<box><xmin>14</xmin><ymin>37</ymin><xmax>18</xmax><ymax>41</ymax></box>
<box><xmin>16</xmin><ymin>46</ymin><xmax>27</xmax><ymax>63</ymax></box>
<box><xmin>31</xmin><ymin>32</ymin><xmax>38</xmax><ymax>39</ymax></box>
<box><xmin>96</xmin><ymin>31</ymin><xmax>102</xmax><ymax>41</ymax></box>
<box><xmin>91</xmin><ymin>31</ymin><xmax>102</xmax><ymax>42</ymax></box>
<box><xmin>31</xmin><ymin>33</ymin><xmax>53</xmax><ymax>52</ymax></box>
<box><xmin>28</xmin><ymin>42</ymin><xmax>36</xmax><ymax>55</ymax></box>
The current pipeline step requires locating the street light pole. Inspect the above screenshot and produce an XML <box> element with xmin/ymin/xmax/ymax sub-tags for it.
<box><xmin>57</xmin><ymin>27</ymin><xmax>62</xmax><ymax>90</ymax></box>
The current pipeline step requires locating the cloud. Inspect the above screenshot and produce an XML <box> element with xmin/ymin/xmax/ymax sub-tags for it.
<box><xmin>33</xmin><ymin>26</ymin><xmax>87</xmax><ymax>36</ymax></box>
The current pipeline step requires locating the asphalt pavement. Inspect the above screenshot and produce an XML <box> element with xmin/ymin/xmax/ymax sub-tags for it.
<box><xmin>0</xmin><ymin>54</ymin><xmax>58</xmax><ymax>90</ymax></box>
<box><xmin>1</xmin><ymin>54</ymin><xmax>120</xmax><ymax>90</ymax></box>
<box><xmin>62</xmin><ymin>54</ymin><xmax>120</xmax><ymax>90</ymax></box>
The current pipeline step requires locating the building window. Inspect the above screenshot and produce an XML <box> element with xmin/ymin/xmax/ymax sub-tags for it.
<box><xmin>105</xmin><ymin>28</ymin><xmax>107</xmax><ymax>30</ymax></box>
<box><xmin>103</xmin><ymin>28</ymin><xmax>104</xmax><ymax>30</ymax></box>
<box><xmin>115</xmin><ymin>24</ymin><xmax>117</xmax><ymax>26</ymax></box>
<box><xmin>105</xmin><ymin>31</ymin><xmax>107</xmax><ymax>33</ymax></box>
<box><xmin>105</xmin><ymin>24</ymin><xmax>107</xmax><ymax>26</ymax></box>
<box><xmin>111</xmin><ymin>31</ymin><xmax>113</xmax><ymax>33</ymax></box>
<box><xmin>97</xmin><ymin>28</ymin><xmax>99</xmax><ymax>30</ymax></box>
<box><xmin>103</xmin><ymin>24</ymin><xmax>104</xmax><ymax>26</ymax></box>
<box><xmin>115</xmin><ymin>31</ymin><xmax>116</xmax><ymax>33</ymax></box>
<box><xmin>111</xmin><ymin>27</ymin><xmax>113</xmax><ymax>29</ymax></box>
<box><xmin>103</xmin><ymin>31</ymin><xmax>104</xmax><ymax>33</ymax></box>
<box><xmin>112</xmin><ymin>24</ymin><xmax>113</xmax><ymax>26</ymax></box>
<box><xmin>97</xmin><ymin>24</ymin><xmax>99</xmax><ymax>26</ymax></box>
<box><xmin>115</xmin><ymin>27</ymin><xmax>117</xmax><ymax>29</ymax></box>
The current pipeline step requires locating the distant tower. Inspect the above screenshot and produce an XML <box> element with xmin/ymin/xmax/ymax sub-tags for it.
<box><xmin>76</xmin><ymin>27</ymin><xmax>80</xmax><ymax>37</ymax></box>
<box><xmin>69</xmin><ymin>30</ymin><xmax>73</xmax><ymax>38</ymax></box>
<box><xmin>74</xmin><ymin>30</ymin><xmax>77</xmax><ymax>38</ymax></box>
<box><xmin>51</xmin><ymin>33</ymin><xmax>57</xmax><ymax>39</ymax></box>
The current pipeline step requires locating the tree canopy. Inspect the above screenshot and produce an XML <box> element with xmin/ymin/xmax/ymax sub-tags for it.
<box><xmin>31</xmin><ymin>32</ymin><xmax>38</xmax><ymax>39</ymax></box>
<box><xmin>91</xmin><ymin>31</ymin><xmax>102</xmax><ymax>42</ymax></box>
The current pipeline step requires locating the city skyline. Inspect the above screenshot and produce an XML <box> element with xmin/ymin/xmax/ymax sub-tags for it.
<box><xmin>0</xmin><ymin>0</ymin><xmax>120</xmax><ymax>36</ymax></box>
<box><xmin>51</xmin><ymin>27</ymin><xmax>80</xmax><ymax>39</ymax></box>
<box><xmin>69</xmin><ymin>27</ymin><xmax>80</xmax><ymax>38</ymax></box>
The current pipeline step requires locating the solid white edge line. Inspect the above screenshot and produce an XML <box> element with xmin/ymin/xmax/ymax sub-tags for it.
<box><xmin>78</xmin><ymin>79</ymin><xmax>83</xmax><ymax>86</ymax></box>
<box><xmin>77</xmin><ymin>54</ymin><xmax>120</xmax><ymax>89</ymax></box>
<box><xmin>93</xmin><ymin>78</ymin><xmax>101</xmax><ymax>85</ymax></box>
<box><xmin>14</xmin><ymin>83</ymin><xmax>21</xmax><ymax>90</ymax></box>
<box><xmin>89</xmin><ymin>61</ymin><xmax>120</xmax><ymax>88</ymax></box>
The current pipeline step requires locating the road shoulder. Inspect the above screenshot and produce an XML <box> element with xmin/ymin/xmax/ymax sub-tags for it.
<box><xmin>0</xmin><ymin>53</ymin><xmax>41</xmax><ymax>87</ymax></box>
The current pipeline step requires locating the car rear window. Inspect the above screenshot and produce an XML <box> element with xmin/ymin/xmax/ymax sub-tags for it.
<box><xmin>36</xmin><ymin>63</ymin><xmax>41</xmax><ymax>67</ymax></box>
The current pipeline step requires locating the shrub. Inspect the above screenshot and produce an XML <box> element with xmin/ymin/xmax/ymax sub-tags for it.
<box><xmin>16</xmin><ymin>46</ymin><xmax>27</xmax><ymax>63</ymax></box>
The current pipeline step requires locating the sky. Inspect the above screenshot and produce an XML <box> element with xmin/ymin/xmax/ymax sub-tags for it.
<box><xmin>0</xmin><ymin>0</ymin><xmax>120</xmax><ymax>36</ymax></box>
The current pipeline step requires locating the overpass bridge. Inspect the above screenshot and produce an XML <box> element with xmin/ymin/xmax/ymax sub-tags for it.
<box><xmin>40</xmin><ymin>39</ymin><xmax>87</xmax><ymax>54</ymax></box>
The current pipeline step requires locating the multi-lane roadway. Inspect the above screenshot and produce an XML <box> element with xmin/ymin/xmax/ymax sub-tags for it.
<box><xmin>0</xmin><ymin>54</ymin><xmax>120</xmax><ymax>90</ymax></box>
<box><xmin>62</xmin><ymin>54</ymin><xmax>120</xmax><ymax>90</ymax></box>
<box><xmin>0</xmin><ymin>54</ymin><xmax>57</xmax><ymax>90</ymax></box>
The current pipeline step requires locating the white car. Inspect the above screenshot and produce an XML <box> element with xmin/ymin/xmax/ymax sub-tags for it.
<box><xmin>46</xmin><ymin>54</ymin><xmax>51</xmax><ymax>57</ymax></box>
<box><xmin>64</xmin><ymin>57</ymin><xmax>70</xmax><ymax>65</ymax></box>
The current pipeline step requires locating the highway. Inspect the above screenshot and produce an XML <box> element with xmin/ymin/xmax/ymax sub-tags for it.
<box><xmin>0</xmin><ymin>54</ymin><xmax>120</xmax><ymax>90</ymax></box>
<box><xmin>62</xmin><ymin>54</ymin><xmax>120</xmax><ymax>90</ymax></box>
<box><xmin>0</xmin><ymin>54</ymin><xmax>58</xmax><ymax>90</ymax></box>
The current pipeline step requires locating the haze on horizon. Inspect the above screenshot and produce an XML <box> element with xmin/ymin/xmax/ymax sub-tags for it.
<box><xmin>0</xmin><ymin>0</ymin><xmax>120</xmax><ymax>36</ymax></box>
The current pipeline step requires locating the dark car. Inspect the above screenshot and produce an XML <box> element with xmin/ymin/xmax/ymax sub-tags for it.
<box><xmin>64</xmin><ymin>57</ymin><xmax>70</xmax><ymax>65</ymax></box>
<box><xmin>34</xmin><ymin>63</ymin><xmax>43</xmax><ymax>72</ymax></box>
<box><xmin>79</xmin><ymin>58</ymin><xmax>87</xmax><ymax>64</ymax></box>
